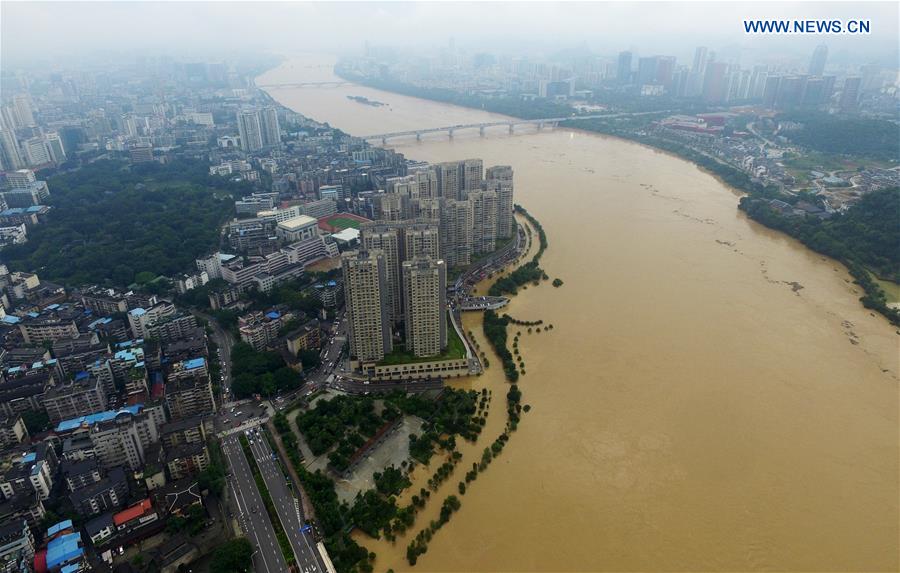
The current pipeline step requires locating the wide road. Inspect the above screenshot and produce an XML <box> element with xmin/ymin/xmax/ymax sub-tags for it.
<box><xmin>247</xmin><ymin>428</ymin><xmax>326</xmax><ymax>573</ymax></box>
<box><xmin>222</xmin><ymin>434</ymin><xmax>288</xmax><ymax>573</ymax></box>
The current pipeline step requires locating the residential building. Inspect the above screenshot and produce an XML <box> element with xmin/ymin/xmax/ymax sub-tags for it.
<box><xmin>0</xmin><ymin>519</ymin><xmax>33</xmax><ymax>573</ymax></box>
<box><xmin>0</xmin><ymin>417</ymin><xmax>27</xmax><ymax>450</ymax></box>
<box><xmin>239</xmin><ymin>310</ymin><xmax>289</xmax><ymax>351</ymax></box>
<box><xmin>165</xmin><ymin>371</ymin><xmax>215</xmax><ymax>420</ymax></box>
<box><xmin>165</xmin><ymin>443</ymin><xmax>209</xmax><ymax>480</ymax></box>
<box><xmin>43</xmin><ymin>374</ymin><xmax>107</xmax><ymax>423</ymax></box>
<box><xmin>18</xmin><ymin>316</ymin><xmax>78</xmax><ymax>345</ymax></box>
<box><xmin>360</xmin><ymin>223</ymin><xmax>402</xmax><ymax>322</ymax></box>
<box><xmin>69</xmin><ymin>467</ymin><xmax>128</xmax><ymax>517</ymax></box>
<box><xmin>439</xmin><ymin>198</ymin><xmax>473</xmax><ymax>267</ymax></box>
<box><xmin>283</xmin><ymin>320</ymin><xmax>321</xmax><ymax>357</ymax></box>
<box><xmin>468</xmin><ymin>189</ymin><xmax>498</xmax><ymax>255</ymax></box>
<box><xmin>402</xmin><ymin>257</ymin><xmax>447</xmax><ymax>358</ymax></box>
<box><xmin>342</xmin><ymin>250</ymin><xmax>392</xmax><ymax>366</ymax></box>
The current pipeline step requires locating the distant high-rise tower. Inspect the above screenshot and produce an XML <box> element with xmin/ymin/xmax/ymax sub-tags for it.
<box><xmin>237</xmin><ymin>110</ymin><xmax>263</xmax><ymax>152</ymax></box>
<box><xmin>702</xmin><ymin>62</ymin><xmax>729</xmax><ymax>103</ymax></box>
<box><xmin>13</xmin><ymin>95</ymin><xmax>35</xmax><ymax>127</ymax></box>
<box><xmin>808</xmin><ymin>44</ymin><xmax>828</xmax><ymax>76</ymax></box>
<box><xmin>692</xmin><ymin>47</ymin><xmax>709</xmax><ymax>76</ymax></box>
<box><xmin>342</xmin><ymin>250</ymin><xmax>392</xmax><ymax>365</ymax></box>
<box><xmin>839</xmin><ymin>77</ymin><xmax>862</xmax><ymax>111</ymax></box>
<box><xmin>617</xmin><ymin>51</ymin><xmax>633</xmax><ymax>85</ymax></box>
<box><xmin>637</xmin><ymin>57</ymin><xmax>658</xmax><ymax>86</ymax></box>
<box><xmin>0</xmin><ymin>126</ymin><xmax>23</xmax><ymax>171</ymax></box>
<box><xmin>237</xmin><ymin>107</ymin><xmax>280</xmax><ymax>152</ymax></box>
<box><xmin>258</xmin><ymin>107</ymin><xmax>281</xmax><ymax>148</ymax></box>
<box><xmin>402</xmin><ymin>257</ymin><xmax>447</xmax><ymax>358</ymax></box>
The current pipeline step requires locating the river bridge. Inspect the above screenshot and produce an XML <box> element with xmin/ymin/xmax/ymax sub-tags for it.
<box><xmin>257</xmin><ymin>81</ymin><xmax>352</xmax><ymax>89</ymax></box>
<box><xmin>361</xmin><ymin>112</ymin><xmax>663</xmax><ymax>143</ymax></box>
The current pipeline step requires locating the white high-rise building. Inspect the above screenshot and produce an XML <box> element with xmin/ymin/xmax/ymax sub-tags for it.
<box><xmin>343</xmin><ymin>250</ymin><xmax>393</xmax><ymax>366</ymax></box>
<box><xmin>469</xmin><ymin>189</ymin><xmax>498</xmax><ymax>255</ymax></box>
<box><xmin>402</xmin><ymin>221</ymin><xmax>441</xmax><ymax>261</ymax></box>
<box><xmin>360</xmin><ymin>223</ymin><xmax>403</xmax><ymax>323</ymax></box>
<box><xmin>13</xmin><ymin>95</ymin><xmax>34</xmax><ymax>127</ymax></box>
<box><xmin>0</xmin><ymin>127</ymin><xmax>23</xmax><ymax>171</ymax></box>
<box><xmin>402</xmin><ymin>257</ymin><xmax>447</xmax><ymax>358</ymax></box>
<box><xmin>439</xmin><ymin>198</ymin><xmax>473</xmax><ymax>267</ymax></box>
<box><xmin>237</xmin><ymin>107</ymin><xmax>280</xmax><ymax>152</ymax></box>
<box><xmin>237</xmin><ymin>110</ymin><xmax>263</xmax><ymax>152</ymax></box>
<box><xmin>485</xmin><ymin>165</ymin><xmax>515</xmax><ymax>239</ymax></box>
<box><xmin>462</xmin><ymin>158</ymin><xmax>484</xmax><ymax>194</ymax></box>
<box><xmin>259</xmin><ymin>107</ymin><xmax>281</xmax><ymax>148</ymax></box>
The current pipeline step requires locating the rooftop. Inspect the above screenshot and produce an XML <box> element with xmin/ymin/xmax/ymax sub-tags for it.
<box><xmin>55</xmin><ymin>404</ymin><xmax>143</xmax><ymax>433</ymax></box>
<box><xmin>278</xmin><ymin>215</ymin><xmax>317</xmax><ymax>231</ymax></box>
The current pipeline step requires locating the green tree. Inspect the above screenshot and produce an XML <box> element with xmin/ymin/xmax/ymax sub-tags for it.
<box><xmin>210</xmin><ymin>538</ymin><xmax>254</xmax><ymax>573</ymax></box>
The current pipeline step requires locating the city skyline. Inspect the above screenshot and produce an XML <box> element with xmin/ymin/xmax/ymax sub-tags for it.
<box><xmin>2</xmin><ymin>2</ymin><xmax>899</xmax><ymax>69</ymax></box>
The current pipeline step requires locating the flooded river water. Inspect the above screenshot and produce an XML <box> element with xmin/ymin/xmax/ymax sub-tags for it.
<box><xmin>258</xmin><ymin>55</ymin><xmax>899</xmax><ymax>572</ymax></box>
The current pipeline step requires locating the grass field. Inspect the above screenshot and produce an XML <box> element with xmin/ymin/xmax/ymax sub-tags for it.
<box><xmin>325</xmin><ymin>217</ymin><xmax>364</xmax><ymax>230</ymax></box>
<box><xmin>377</xmin><ymin>313</ymin><xmax>467</xmax><ymax>366</ymax></box>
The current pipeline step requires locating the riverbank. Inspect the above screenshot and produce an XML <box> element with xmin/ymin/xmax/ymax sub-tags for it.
<box><xmin>258</xmin><ymin>55</ymin><xmax>899</xmax><ymax>572</ymax></box>
<box><xmin>336</xmin><ymin>70</ymin><xmax>899</xmax><ymax>326</ymax></box>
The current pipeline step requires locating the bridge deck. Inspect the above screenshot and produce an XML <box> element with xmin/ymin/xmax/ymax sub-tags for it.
<box><xmin>361</xmin><ymin>112</ymin><xmax>660</xmax><ymax>140</ymax></box>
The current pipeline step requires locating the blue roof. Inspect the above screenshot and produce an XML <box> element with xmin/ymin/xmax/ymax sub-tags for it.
<box><xmin>266</xmin><ymin>311</ymin><xmax>281</xmax><ymax>319</ymax></box>
<box><xmin>88</xmin><ymin>317</ymin><xmax>112</xmax><ymax>329</ymax></box>
<box><xmin>46</xmin><ymin>304</ymin><xmax>60</xmax><ymax>310</ymax></box>
<box><xmin>114</xmin><ymin>347</ymin><xmax>143</xmax><ymax>362</ymax></box>
<box><xmin>47</xmin><ymin>532</ymin><xmax>83</xmax><ymax>569</ymax></box>
<box><xmin>47</xmin><ymin>520</ymin><xmax>73</xmax><ymax>537</ymax></box>
<box><xmin>183</xmin><ymin>357</ymin><xmax>205</xmax><ymax>370</ymax></box>
<box><xmin>21</xmin><ymin>453</ymin><xmax>36</xmax><ymax>463</ymax></box>
<box><xmin>55</xmin><ymin>404</ymin><xmax>143</xmax><ymax>433</ymax></box>
<box><xmin>74</xmin><ymin>371</ymin><xmax>89</xmax><ymax>381</ymax></box>
<box><xmin>26</xmin><ymin>312</ymin><xmax>39</xmax><ymax>318</ymax></box>
<box><xmin>1</xmin><ymin>315</ymin><xmax>20</xmax><ymax>324</ymax></box>
<box><xmin>129</xmin><ymin>308</ymin><xmax>146</xmax><ymax>316</ymax></box>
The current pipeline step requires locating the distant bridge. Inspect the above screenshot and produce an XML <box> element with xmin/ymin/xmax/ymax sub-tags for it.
<box><xmin>360</xmin><ymin>112</ymin><xmax>662</xmax><ymax>143</ymax></box>
<box><xmin>257</xmin><ymin>81</ymin><xmax>352</xmax><ymax>89</ymax></box>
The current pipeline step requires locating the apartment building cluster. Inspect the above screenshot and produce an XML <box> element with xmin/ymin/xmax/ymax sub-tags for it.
<box><xmin>376</xmin><ymin>159</ymin><xmax>515</xmax><ymax>267</ymax></box>
<box><xmin>340</xmin><ymin>159</ymin><xmax>509</xmax><ymax>380</ymax></box>
<box><xmin>0</xmin><ymin>169</ymin><xmax>52</xmax><ymax>247</ymax></box>
<box><xmin>0</xmin><ymin>281</ymin><xmax>218</xmax><ymax>571</ymax></box>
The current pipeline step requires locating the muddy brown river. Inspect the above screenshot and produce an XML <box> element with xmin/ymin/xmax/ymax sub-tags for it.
<box><xmin>258</xmin><ymin>55</ymin><xmax>899</xmax><ymax>572</ymax></box>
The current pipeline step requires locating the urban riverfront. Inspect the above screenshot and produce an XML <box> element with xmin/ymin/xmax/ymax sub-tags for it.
<box><xmin>259</xmin><ymin>55</ymin><xmax>899</xmax><ymax>572</ymax></box>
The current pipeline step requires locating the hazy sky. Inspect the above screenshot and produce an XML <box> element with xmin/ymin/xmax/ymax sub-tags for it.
<box><xmin>3</xmin><ymin>2</ymin><xmax>898</xmax><ymax>68</ymax></box>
